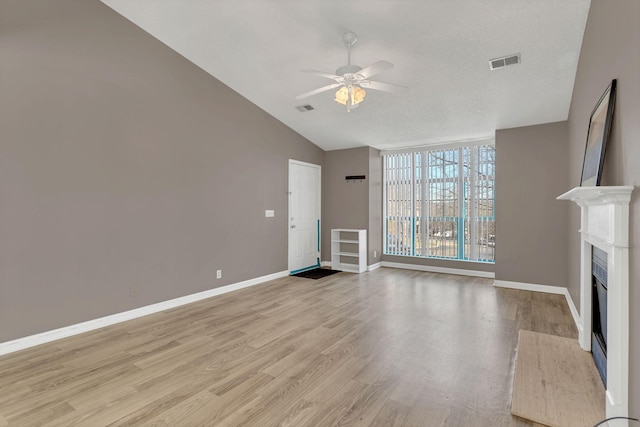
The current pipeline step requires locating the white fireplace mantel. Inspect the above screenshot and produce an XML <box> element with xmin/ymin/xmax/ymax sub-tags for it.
<box><xmin>557</xmin><ymin>185</ymin><xmax>633</xmax><ymax>421</ymax></box>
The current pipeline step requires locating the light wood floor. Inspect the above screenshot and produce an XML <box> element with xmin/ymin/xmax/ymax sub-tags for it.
<box><xmin>0</xmin><ymin>268</ymin><xmax>577</xmax><ymax>426</ymax></box>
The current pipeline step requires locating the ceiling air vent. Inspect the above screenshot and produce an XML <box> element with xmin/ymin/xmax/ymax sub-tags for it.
<box><xmin>489</xmin><ymin>54</ymin><xmax>521</xmax><ymax>70</ymax></box>
<box><xmin>295</xmin><ymin>104</ymin><xmax>315</xmax><ymax>112</ymax></box>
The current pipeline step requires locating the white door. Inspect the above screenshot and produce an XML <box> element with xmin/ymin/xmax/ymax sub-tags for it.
<box><xmin>288</xmin><ymin>160</ymin><xmax>321</xmax><ymax>273</ymax></box>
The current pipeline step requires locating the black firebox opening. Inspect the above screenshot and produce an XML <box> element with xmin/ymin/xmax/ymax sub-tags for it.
<box><xmin>592</xmin><ymin>246</ymin><xmax>608</xmax><ymax>387</ymax></box>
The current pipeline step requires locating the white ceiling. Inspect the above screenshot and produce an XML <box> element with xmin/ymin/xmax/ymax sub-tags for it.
<box><xmin>102</xmin><ymin>0</ymin><xmax>590</xmax><ymax>152</ymax></box>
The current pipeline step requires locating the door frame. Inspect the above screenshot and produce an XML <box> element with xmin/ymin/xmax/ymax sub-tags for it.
<box><xmin>288</xmin><ymin>159</ymin><xmax>322</xmax><ymax>273</ymax></box>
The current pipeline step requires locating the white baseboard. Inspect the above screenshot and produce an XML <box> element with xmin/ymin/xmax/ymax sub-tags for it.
<box><xmin>323</xmin><ymin>260</ymin><xmax>380</xmax><ymax>272</ymax></box>
<box><xmin>0</xmin><ymin>270</ymin><xmax>289</xmax><ymax>357</ymax></box>
<box><xmin>564</xmin><ymin>289</ymin><xmax>581</xmax><ymax>334</ymax></box>
<box><xmin>368</xmin><ymin>262</ymin><xmax>382</xmax><ymax>272</ymax></box>
<box><xmin>493</xmin><ymin>280</ymin><xmax>566</xmax><ymax>294</ymax></box>
<box><xmin>381</xmin><ymin>261</ymin><xmax>495</xmax><ymax>279</ymax></box>
<box><xmin>493</xmin><ymin>280</ymin><xmax>581</xmax><ymax>332</ymax></box>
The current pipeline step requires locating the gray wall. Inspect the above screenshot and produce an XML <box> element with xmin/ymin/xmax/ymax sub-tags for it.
<box><xmin>321</xmin><ymin>148</ymin><xmax>370</xmax><ymax>263</ymax></box>
<box><xmin>321</xmin><ymin>146</ymin><xmax>382</xmax><ymax>266</ymax></box>
<box><xmin>566</xmin><ymin>0</ymin><xmax>640</xmax><ymax>415</ymax></box>
<box><xmin>368</xmin><ymin>148</ymin><xmax>383</xmax><ymax>265</ymax></box>
<box><xmin>495</xmin><ymin>121</ymin><xmax>569</xmax><ymax>286</ymax></box>
<box><xmin>0</xmin><ymin>0</ymin><xmax>324</xmax><ymax>342</ymax></box>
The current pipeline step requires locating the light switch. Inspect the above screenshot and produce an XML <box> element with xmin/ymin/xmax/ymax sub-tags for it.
<box><xmin>265</xmin><ymin>210</ymin><xmax>275</xmax><ymax>218</ymax></box>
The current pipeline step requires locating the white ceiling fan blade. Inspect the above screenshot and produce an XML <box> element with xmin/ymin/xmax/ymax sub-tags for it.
<box><xmin>296</xmin><ymin>83</ymin><xmax>342</xmax><ymax>99</ymax></box>
<box><xmin>301</xmin><ymin>70</ymin><xmax>343</xmax><ymax>82</ymax></box>
<box><xmin>359</xmin><ymin>80</ymin><xmax>408</xmax><ymax>94</ymax></box>
<box><xmin>356</xmin><ymin>60</ymin><xmax>394</xmax><ymax>79</ymax></box>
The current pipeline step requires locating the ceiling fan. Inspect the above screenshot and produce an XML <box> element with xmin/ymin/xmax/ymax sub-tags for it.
<box><xmin>296</xmin><ymin>31</ymin><xmax>407</xmax><ymax>112</ymax></box>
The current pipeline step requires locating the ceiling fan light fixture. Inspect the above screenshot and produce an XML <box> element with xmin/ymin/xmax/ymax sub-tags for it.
<box><xmin>335</xmin><ymin>86</ymin><xmax>366</xmax><ymax>107</ymax></box>
<box><xmin>297</xmin><ymin>31</ymin><xmax>404</xmax><ymax>111</ymax></box>
<box><xmin>353</xmin><ymin>86</ymin><xmax>366</xmax><ymax>104</ymax></box>
<box><xmin>335</xmin><ymin>86</ymin><xmax>349</xmax><ymax>105</ymax></box>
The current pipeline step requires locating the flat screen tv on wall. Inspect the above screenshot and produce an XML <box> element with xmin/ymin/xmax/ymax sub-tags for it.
<box><xmin>580</xmin><ymin>79</ymin><xmax>617</xmax><ymax>186</ymax></box>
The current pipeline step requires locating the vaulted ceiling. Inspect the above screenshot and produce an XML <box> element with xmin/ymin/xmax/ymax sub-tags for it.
<box><xmin>102</xmin><ymin>0</ymin><xmax>591</xmax><ymax>151</ymax></box>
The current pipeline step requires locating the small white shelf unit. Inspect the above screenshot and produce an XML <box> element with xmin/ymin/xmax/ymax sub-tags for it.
<box><xmin>331</xmin><ymin>229</ymin><xmax>367</xmax><ymax>273</ymax></box>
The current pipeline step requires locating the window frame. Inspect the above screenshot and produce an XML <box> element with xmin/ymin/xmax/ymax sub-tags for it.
<box><xmin>382</xmin><ymin>141</ymin><xmax>496</xmax><ymax>263</ymax></box>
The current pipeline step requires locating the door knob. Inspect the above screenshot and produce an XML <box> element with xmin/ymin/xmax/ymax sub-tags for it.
<box><xmin>291</xmin><ymin>225</ymin><xmax>296</xmax><ymax>229</ymax></box>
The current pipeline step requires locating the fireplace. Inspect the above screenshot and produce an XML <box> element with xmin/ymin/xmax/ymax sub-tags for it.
<box><xmin>591</xmin><ymin>246</ymin><xmax>607</xmax><ymax>386</ymax></box>
<box><xmin>557</xmin><ymin>185</ymin><xmax>632</xmax><ymax>423</ymax></box>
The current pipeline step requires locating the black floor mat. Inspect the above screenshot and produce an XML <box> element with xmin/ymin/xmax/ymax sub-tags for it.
<box><xmin>291</xmin><ymin>268</ymin><xmax>340</xmax><ymax>280</ymax></box>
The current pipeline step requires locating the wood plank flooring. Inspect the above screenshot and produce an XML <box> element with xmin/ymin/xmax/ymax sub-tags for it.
<box><xmin>0</xmin><ymin>268</ymin><xmax>577</xmax><ymax>426</ymax></box>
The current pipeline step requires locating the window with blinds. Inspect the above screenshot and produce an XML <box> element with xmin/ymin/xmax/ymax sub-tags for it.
<box><xmin>383</xmin><ymin>144</ymin><xmax>495</xmax><ymax>262</ymax></box>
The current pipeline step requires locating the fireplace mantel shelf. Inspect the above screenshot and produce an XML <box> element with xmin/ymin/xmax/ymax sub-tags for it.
<box><xmin>557</xmin><ymin>185</ymin><xmax>633</xmax><ymax>205</ymax></box>
<box><xmin>558</xmin><ymin>184</ymin><xmax>634</xmax><ymax>423</ymax></box>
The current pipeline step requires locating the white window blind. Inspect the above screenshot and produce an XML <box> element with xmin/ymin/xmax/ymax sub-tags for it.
<box><xmin>383</xmin><ymin>144</ymin><xmax>495</xmax><ymax>262</ymax></box>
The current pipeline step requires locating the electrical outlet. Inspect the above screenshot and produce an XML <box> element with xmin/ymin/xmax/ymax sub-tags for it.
<box><xmin>130</xmin><ymin>286</ymin><xmax>138</xmax><ymax>297</ymax></box>
<box><xmin>374</xmin><ymin>250</ymin><xmax>377</xmax><ymax>258</ymax></box>
<box><xmin>216</xmin><ymin>270</ymin><xmax>222</xmax><ymax>279</ymax></box>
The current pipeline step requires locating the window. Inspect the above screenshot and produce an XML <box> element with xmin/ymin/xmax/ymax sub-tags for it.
<box><xmin>384</xmin><ymin>143</ymin><xmax>495</xmax><ymax>262</ymax></box>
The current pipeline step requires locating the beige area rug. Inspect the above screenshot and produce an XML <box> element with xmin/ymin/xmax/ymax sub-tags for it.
<box><xmin>511</xmin><ymin>330</ymin><xmax>605</xmax><ymax>427</ymax></box>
